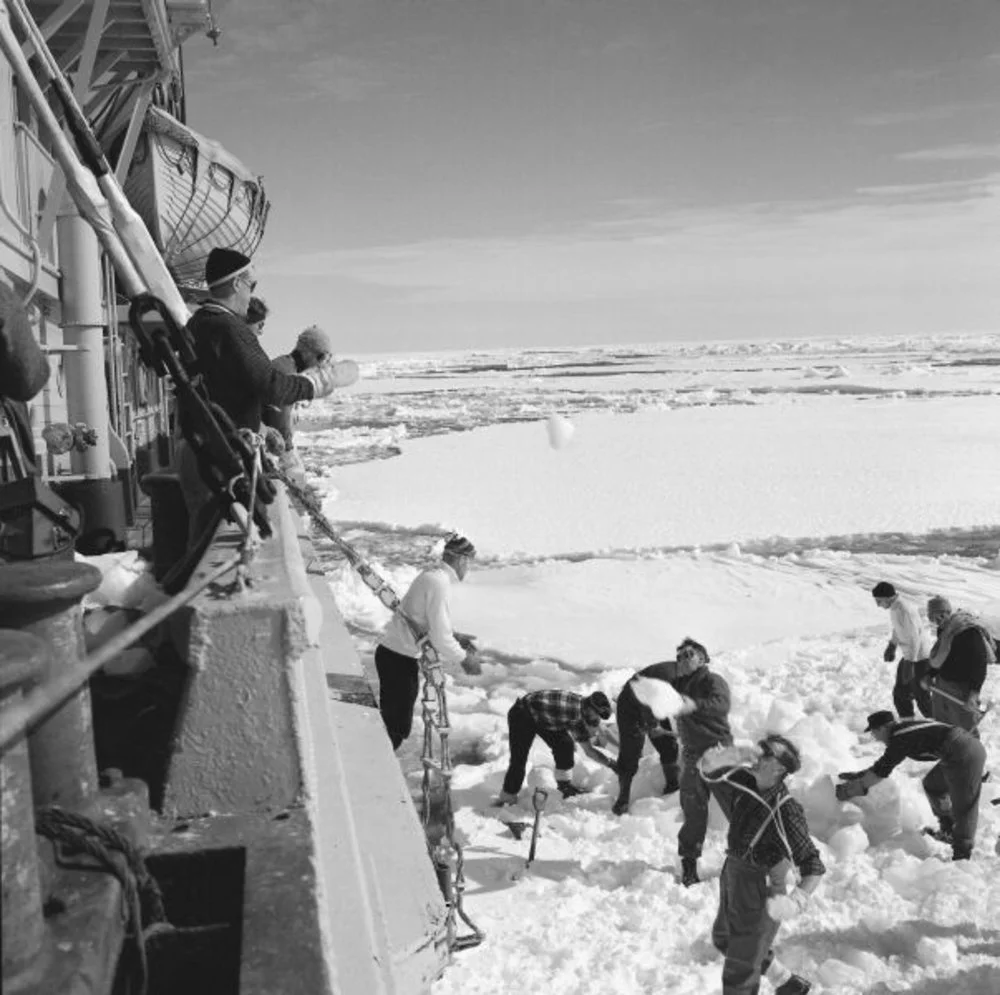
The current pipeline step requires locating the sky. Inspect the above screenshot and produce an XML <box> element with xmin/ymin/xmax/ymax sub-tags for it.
<box><xmin>181</xmin><ymin>0</ymin><xmax>1000</xmax><ymax>356</ymax></box>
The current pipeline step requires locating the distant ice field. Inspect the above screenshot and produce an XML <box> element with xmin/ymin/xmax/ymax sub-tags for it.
<box><xmin>318</xmin><ymin>394</ymin><xmax>999</xmax><ymax>558</ymax></box>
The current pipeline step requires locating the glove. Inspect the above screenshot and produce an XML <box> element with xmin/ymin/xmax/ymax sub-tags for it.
<box><xmin>883</xmin><ymin>642</ymin><xmax>896</xmax><ymax>663</ymax></box>
<box><xmin>460</xmin><ymin>649</ymin><xmax>482</xmax><ymax>676</ymax></box>
<box><xmin>835</xmin><ymin>779</ymin><xmax>867</xmax><ymax>802</ymax></box>
<box><xmin>837</xmin><ymin>770</ymin><xmax>868</xmax><ymax>781</ymax></box>
<box><xmin>766</xmin><ymin>889</ymin><xmax>809</xmax><ymax>922</ymax></box>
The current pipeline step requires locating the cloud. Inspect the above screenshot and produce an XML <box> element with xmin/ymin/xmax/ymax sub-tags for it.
<box><xmin>259</xmin><ymin>179</ymin><xmax>1000</xmax><ymax>309</ymax></box>
<box><xmin>855</xmin><ymin>101</ymin><xmax>999</xmax><ymax>127</ymax></box>
<box><xmin>897</xmin><ymin>143</ymin><xmax>1000</xmax><ymax>162</ymax></box>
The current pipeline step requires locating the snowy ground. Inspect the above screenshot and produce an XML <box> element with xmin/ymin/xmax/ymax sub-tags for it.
<box><xmin>300</xmin><ymin>335</ymin><xmax>1000</xmax><ymax>995</ymax></box>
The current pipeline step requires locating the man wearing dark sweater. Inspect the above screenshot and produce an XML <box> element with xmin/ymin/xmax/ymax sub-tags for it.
<box><xmin>617</xmin><ymin>639</ymin><xmax>733</xmax><ymax>886</ymax></box>
<box><xmin>177</xmin><ymin>249</ymin><xmax>343</xmax><ymax>540</ymax></box>
<box><xmin>836</xmin><ymin>710</ymin><xmax>986</xmax><ymax>861</ymax></box>
<box><xmin>924</xmin><ymin>595</ymin><xmax>994</xmax><ymax>737</ymax></box>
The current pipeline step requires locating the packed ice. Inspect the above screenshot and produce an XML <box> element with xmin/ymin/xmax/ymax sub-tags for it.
<box><xmin>300</xmin><ymin>334</ymin><xmax>1000</xmax><ymax>995</ymax></box>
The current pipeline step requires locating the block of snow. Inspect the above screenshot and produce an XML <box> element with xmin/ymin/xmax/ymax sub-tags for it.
<box><xmin>818</xmin><ymin>959</ymin><xmax>867</xmax><ymax>987</ymax></box>
<box><xmin>631</xmin><ymin>676</ymin><xmax>686</xmax><ymax>719</ymax></box>
<box><xmin>828</xmin><ymin>823</ymin><xmax>869</xmax><ymax>860</ymax></box>
<box><xmin>545</xmin><ymin>413</ymin><xmax>575</xmax><ymax>449</ymax></box>
<box><xmin>763</xmin><ymin>698</ymin><xmax>805</xmax><ymax>735</ymax></box>
<box><xmin>915</xmin><ymin>936</ymin><xmax>958</xmax><ymax>969</ymax></box>
<box><xmin>527</xmin><ymin>767</ymin><xmax>559</xmax><ymax>792</ymax></box>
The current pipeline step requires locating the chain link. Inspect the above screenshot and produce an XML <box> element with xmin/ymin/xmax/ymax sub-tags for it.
<box><xmin>268</xmin><ymin>462</ymin><xmax>484</xmax><ymax>952</ymax></box>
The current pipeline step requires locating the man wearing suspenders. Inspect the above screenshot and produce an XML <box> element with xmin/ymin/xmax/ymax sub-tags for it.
<box><xmin>701</xmin><ymin>734</ymin><xmax>824</xmax><ymax>995</ymax></box>
<box><xmin>836</xmin><ymin>709</ymin><xmax>986</xmax><ymax>861</ymax></box>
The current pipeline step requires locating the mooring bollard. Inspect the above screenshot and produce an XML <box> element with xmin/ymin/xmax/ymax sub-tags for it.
<box><xmin>0</xmin><ymin>629</ymin><xmax>49</xmax><ymax>985</ymax></box>
<box><xmin>0</xmin><ymin>560</ymin><xmax>102</xmax><ymax>809</ymax></box>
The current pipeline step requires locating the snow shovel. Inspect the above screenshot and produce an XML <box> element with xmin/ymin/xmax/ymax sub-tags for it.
<box><xmin>525</xmin><ymin>787</ymin><xmax>549</xmax><ymax>870</ymax></box>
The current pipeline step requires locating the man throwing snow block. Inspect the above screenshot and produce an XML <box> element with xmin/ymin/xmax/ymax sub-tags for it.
<box><xmin>871</xmin><ymin>581</ymin><xmax>932</xmax><ymax>718</ymax></box>
<box><xmin>701</xmin><ymin>735</ymin><xmax>824</xmax><ymax>995</ymax></box>
<box><xmin>374</xmin><ymin>534</ymin><xmax>480</xmax><ymax>750</ymax></box>
<box><xmin>497</xmin><ymin>689</ymin><xmax>616</xmax><ymax>803</ymax></box>
<box><xmin>835</xmin><ymin>710</ymin><xmax>986</xmax><ymax>861</ymax></box>
<box><xmin>636</xmin><ymin>639</ymin><xmax>734</xmax><ymax>888</ymax></box>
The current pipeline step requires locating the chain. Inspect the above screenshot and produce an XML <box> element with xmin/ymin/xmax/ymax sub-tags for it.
<box><xmin>267</xmin><ymin>461</ymin><xmax>484</xmax><ymax>952</ymax></box>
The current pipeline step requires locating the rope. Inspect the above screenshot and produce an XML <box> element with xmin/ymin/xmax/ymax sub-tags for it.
<box><xmin>35</xmin><ymin>807</ymin><xmax>168</xmax><ymax>995</ymax></box>
<box><xmin>268</xmin><ymin>460</ymin><xmax>484</xmax><ymax>952</ymax></box>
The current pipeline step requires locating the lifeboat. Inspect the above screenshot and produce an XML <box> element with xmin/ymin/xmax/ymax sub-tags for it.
<box><xmin>123</xmin><ymin>106</ymin><xmax>269</xmax><ymax>288</ymax></box>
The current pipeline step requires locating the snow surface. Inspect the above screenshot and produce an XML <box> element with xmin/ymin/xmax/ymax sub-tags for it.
<box><xmin>301</xmin><ymin>335</ymin><xmax>1000</xmax><ymax>995</ymax></box>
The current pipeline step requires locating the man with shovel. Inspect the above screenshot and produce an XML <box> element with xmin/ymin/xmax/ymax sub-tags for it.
<box><xmin>923</xmin><ymin>595</ymin><xmax>995</xmax><ymax>737</ymax></box>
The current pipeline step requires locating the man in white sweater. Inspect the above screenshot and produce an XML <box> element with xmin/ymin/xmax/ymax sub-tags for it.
<box><xmin>872</xmin><ymin>581</ymin><xmax>932</xmax><ymax>718</ymax></box>
<box><xmin>376</xmin><ymin>534</ymin><xmax>479</xmax><ymax>750</ymax></box>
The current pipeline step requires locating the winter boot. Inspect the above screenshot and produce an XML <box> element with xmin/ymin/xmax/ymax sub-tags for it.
<box><xmin>680</xmin><ymin>858</ymin><xmax>699</xmax><ymax>888</ymax></box>
<box><xmin>558</xmin><ymin>782</ymin><xmax>585</xmax><ymax>799</ymax></box>
<box><xmin>612</xmin><ymin>796</ymin><xmax>630</xmax><ymax>816</ymax></box>
<box><xmin>952</xmin><ymin>843</ymin><xmax>972</xmax><ymax>862</ymax></box>
<box><xmin>774</xmin><ymin>975</ymin><xmax>811</xmax><ymax>995</ymax></box>
<box><xmin>662</xmin><ymin>774</ymin><xmax>680</xmax><ymax>796</ymax></box>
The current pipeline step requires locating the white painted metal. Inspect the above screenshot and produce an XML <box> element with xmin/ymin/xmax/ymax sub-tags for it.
<box><xmin>56</xmin><ymin>200</ymin><xmax>112</xmax><ymax>480</ymax></box>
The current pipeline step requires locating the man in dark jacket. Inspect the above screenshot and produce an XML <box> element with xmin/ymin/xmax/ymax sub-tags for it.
<box><xmin>178</xmin><ymin>249</ymin><xmax>343</xmax><ymax>540</ymax></box>
<box><xmin>701</xmin><ymin>735</ymin><xmax>823</xmax><ymax>995</ymax></box>
<box><xmin>924</xmin><ymin>595</ymin><xmax>994</xmax><ymax>738</ymax></box>
<box><xmin>836</xmin><ymin>710</ymin><xmax>986</xmax><ymax>861</ymax></box>
<box><xmin>611</xmin><ymin>661</ymin><xmax>681</xmax><ymax>816</ymax></box>
<box><xmin>664</xmin><ymin>638</ymin><xmax>734</xmax><ymax>887</ymax></box>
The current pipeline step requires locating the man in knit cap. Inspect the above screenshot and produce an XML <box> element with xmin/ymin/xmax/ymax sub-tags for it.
<box><xmin>924</xmin><ymin>595</ymin><xmax>995</xmax><ymax>736</ymax></box>
<box><xmin>497</xmin><ymin>687</ymin><xmax>617</xmax><ymax>802</ymax></box>
<box><xmin>375</xmin><ymin>533</ymin><xmax>481</xmax><ymax>750</ymax></box>
<box><xmin>871</xmin><ymin>581</ymin><xmax>933</xmax><ymax>718</ymax></box>
<box><xmin>836</xmin><ymin>709</ymin><xmax>986</xmax><ymax>861</ymax></box>
<box><xmin>264</xmin><ymin>325</ymin><xmax>348</xmax><ymax>451</ymax></box>
<box><xmin>177</xmin><ymin>249</ymin><xmax>347</xmax><ymax>541</ymax></box>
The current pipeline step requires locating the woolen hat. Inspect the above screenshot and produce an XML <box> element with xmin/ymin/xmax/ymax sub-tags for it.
<box><xmin>205</xmin><ymin>248</ymin><xmax>251</xmax><ymax>288</ymax></box>
<box><xmin>296</xmin><ymin>325</ymin><xmax>332</xmax><ymax>355</ymax></box>
<box><xmin>864</xmin><ymin>710</ymin><xmax>895</xmax><ymax>733</ymax></box>
<box><xmin>585</xmin><ymin>691</ymin><xmax>612</xmax><ymax>721</ymax></box>
<box><xmin>443</xmin><ymin>533</ymin><xmax>476</xmax><ymax>558</ymax></box>
<box><xmin>927</xmin><ymin>595</ymin><xmax>953</xmax><ymax>616</ymax></box>
<box><xmin>871</xmin><ymin>581</ymin><xmax>896</xmax><ymax>599</ymax></box>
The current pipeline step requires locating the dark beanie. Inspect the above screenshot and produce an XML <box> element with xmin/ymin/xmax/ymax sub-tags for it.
<box><xmin>585</xmin><ymin>691</ymin><xmax>612</xmax><ymax>721</ymax></box>
<box><xmin>871</xmin><ymin>581</ymin><xmax>896</xmax><ymax>599</ymax></box>
<box><xmin>443</xmin><ymin>533</ymin><xmax>476</xmax><ymax>557</ymax></box>
<box><xmin>206</xmin><ymin>248</ymin><xmax>251</xmax><ymax>288</ymax></box>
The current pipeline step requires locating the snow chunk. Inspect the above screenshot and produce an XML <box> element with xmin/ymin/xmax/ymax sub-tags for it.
<box><xmin>631</xmin><ymin>676</ymin><xmax>685</xmax><ymax>719</ymax></box>
<box><xmin>828</xmin><ymin>823</ymin><xmax>869</xmax><ymax>860</ymax></box>
<box><xmin>915</xmin><ymin>936</ymin><xmax>959</xmax><ymax>969</ymax></box>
